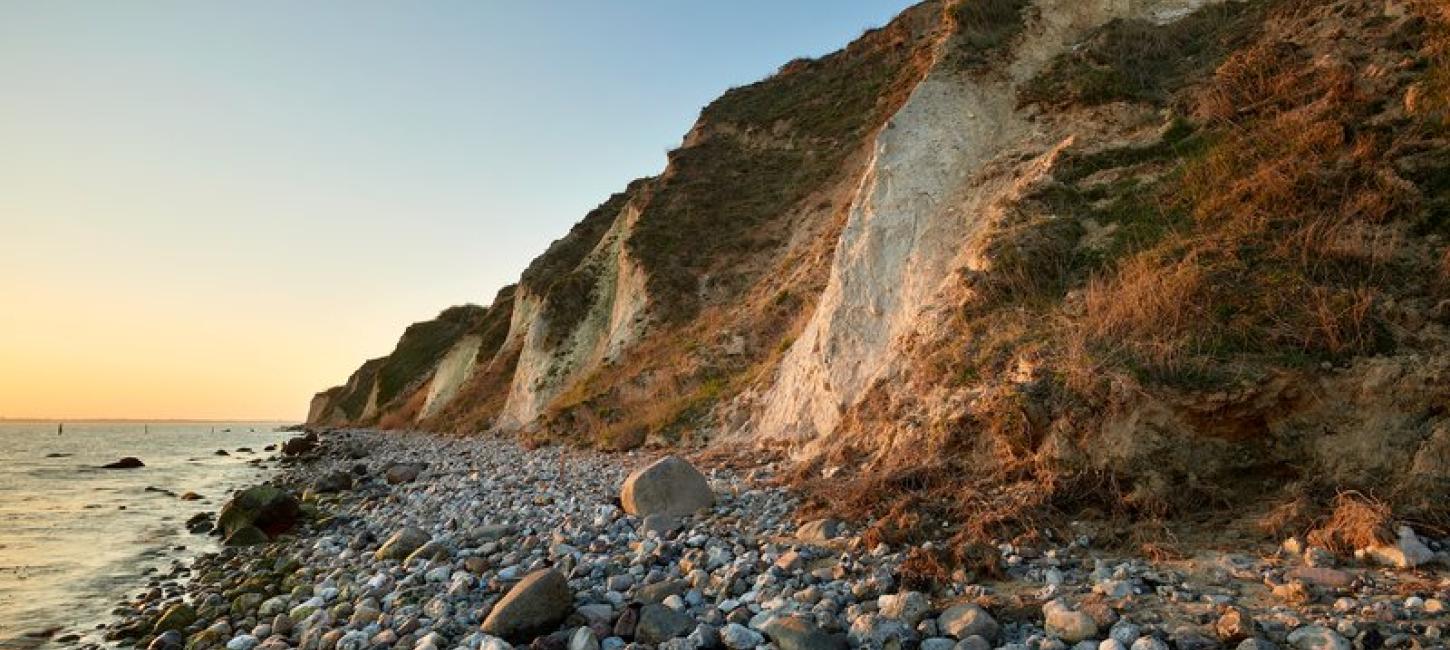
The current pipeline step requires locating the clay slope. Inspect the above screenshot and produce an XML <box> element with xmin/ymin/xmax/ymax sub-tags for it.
<box><xmin>310</xmin><ymin>0</ymin><xmax>1450</xmax><ymax>535</ymax></box>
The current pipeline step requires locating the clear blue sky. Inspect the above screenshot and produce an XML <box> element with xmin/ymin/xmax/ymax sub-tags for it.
<box><xmin>0</xmin><ymin>1</ymin><xmax>917</xmax><ymax>420</ymax></box>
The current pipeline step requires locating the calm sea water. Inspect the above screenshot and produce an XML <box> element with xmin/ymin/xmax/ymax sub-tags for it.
<box><xmin>0</xmin><ymin>421</ymin><xmax>290</xmax><ymax>648</ymax></box>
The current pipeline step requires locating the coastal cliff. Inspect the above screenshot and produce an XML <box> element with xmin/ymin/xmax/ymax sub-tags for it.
<box><xmin>311</xmin><ymin>0</ymin><xmax>1450</xmax><ymax>534</ymax></box>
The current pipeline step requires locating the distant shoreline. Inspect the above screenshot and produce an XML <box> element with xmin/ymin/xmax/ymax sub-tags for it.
<box><xmin>0</xmin><ymin>418</ymin><xmax>296</xmax><ymax>424</ymax></box>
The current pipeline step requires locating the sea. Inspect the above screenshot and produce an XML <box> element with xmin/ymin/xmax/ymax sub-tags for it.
<box><xmin>0</xmin><ymin>421</ymin><xmax>292</xmax><ymax>648</ymax></box>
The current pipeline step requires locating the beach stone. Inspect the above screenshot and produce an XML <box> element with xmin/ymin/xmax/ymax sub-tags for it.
<box><xmin>614</xmin><ymin>606</ymin><xmax>640</xmax><ymax>638</ymax></box>
<box><xmin>922</xmin><ymin>639</ymin><xmax>956</xmax><ymax>650</ymax></box>
<box><xmin>180</xmin><ymin>491</ymin><xmax>203</xmax><ymax>501</ymax></box>
<box><xmin>1044</xmin><ymin>602</ymin><xmax>1098</xmax><ymax>643</ymax></box>
<box><xmin>637</xmin><ymin>604</ymin><xmax>696</xmax><ymax>645</ymax></box>
<box><xmin>257</xmin><ymin>596</ymin><xmax>289</xmax><ymax>617</ymax></box>
<box><xmin>385</xmin><ymin>463</ymin><xmax>422</xmax><ymax>485</ymax></box>
<box><xmin>217</xmin><ymin>485</ymin><xmax>300</xmax><ymax>539</ymax></box>
<box><xmin>848</xmin><ymin>614</ymin><xmax>916</xmax><ymax>649</ymax></box>
<box><xmin>154</xmin><ymin>603</ymin><xmax>197</xmax><ymax>633</ymax></box>
<box><xmin>232</xmin><ymin>593</ymin><xmax>265</xmax><ymax>616</ymax></box>
<box><xmin>1170</xmin><ymin>628</ymin><xmax>1219</xmax><ymax>650</ymax></box>
<box><xmin>578</xmin><ymin>604</ymin><xmax>614</xmax><ymax>627</ymax></box>
<box><xmin>1362</xmin><ymin>527</ymin><xmax>1434</xmax><ymax>568</ymax></box>
<box><xmin>226</xmin><ymin>635</ymin><xmax>260</xmax><ymax>650</ymax></box>
<box><xmin>149</xmin><ymin>630</ymin><xmax>185</xmax><ymax>650</ymax></box>
<box><xmin>641</xmin><ymin>514</ymin><xmax>680</xmax><ymax>537</ymax></box>
<box><xmin>620</xmin><ymin>456</ymin><xmax>713</xmax><ymax>518</ymax></box>
<box><xmin>318</xmin><ymin>629</ymin><xmax>344</xmax><ymax>650</ymax></box>
<box><xmin>312</xmin><ymin>471</ymin><xmax>353</xmax><ymax>493</ymax></box>
<box><xmin>1237</xmin><ymin>640</ymin><xmax>1277</xmax><ymax>650</ymax></box>
<box><xmin>1283</xmin><ymin>568</ymin><xmax>1353</xmax><ymax>589</ymax></box>
<box><xmin>375</xmin><ymin>526</ymin><xmax>430</xmax><ymax>561</ymax></box>
<box><xmin>404</xmin><ymin>541</ymin><xmax>449</xmax><ymax>566</ymax></box>
<box><xmin>636</xmin><ymin>580</ymin><xmax>687</xmax><ymax>604</ymax></box>
<box><xmin>571</xmin><ymin>627</ymin><xmax>601</xmax><ymax>650</ymax></box>
<box><xmin>1109</xmin><ymin>623</ymin><xmax>1140</xmax><ymax>646</ymax></box>
<box><xmin>1216</xmin><ymin>607</ymin><xmax>1257</xmax><ymax>643</ymax></box>
<box><xmin>336</xmin><ymin>630</ymin><xmax>369</xmax><ymax>650</ymax></box>
<box><xmin>1286</xmin><ymin>627</ymin><xmax>1350</xmax><ymax>650</ymax></box>
<box><xmin>878</xmin><ymin>591</ymin><xmax>930</xmax><ymax>625</ymax></box>
<box><xmin>939</xmin><ymin>604</ymin><xmax>998</xmax><ymax>641</ymax></box>
<box><xmin>469</xmin><ymin>524</ymin><xmax>514</xmax><ymax>542</ymax></box>
<box><xmin>955</xmin><ymin>637</ymin><xmax>991</xmax><ymax>650</ymax></box>
<box><xmin>721</xmin><ymin>623</ymin><xmax>764</xmax><ymax>650</ymax></box>
<box><xmin>187</xmin><ymin>627</ymin><xmax>226</xmax><ymax>650</ymax></box>
<box><xmin>185</xmin><ymin>513</ymin><xmax>213</xmax><ymax>534</ymax></box>
<box><xmin>797</xmin><ymin>519</ymin><xmax>842</xmax><ymax>542</ymax></box>
<box><xmin>103</xmin><ymin>457</ymin><xmax>146</xmax><ymax>469</ymax></box>
<box><xmin>480</xmin><ymin>569</ymin><xmax>572</xmax><ymax>639</ymax></box>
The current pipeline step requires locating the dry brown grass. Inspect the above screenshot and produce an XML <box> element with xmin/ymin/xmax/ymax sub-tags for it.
<box><xmin>790</xmin><ymin>0</ymin><xmax>1450</xmax><ymax>565</ymax></box>
<box><xmin>1305</xmin><ymin>491</ymin><xmax>1396</xmax><ymax>554</ymax></box>
<box><xmin>1063</xmin><ymin>24</ymin><xmax>1417</xmax><ymax>388</ymax></box>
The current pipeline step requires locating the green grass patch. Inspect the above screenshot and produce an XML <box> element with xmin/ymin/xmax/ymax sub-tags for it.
<box><xmin>1020</xmin><ymin>1</ymin><xmax>1264</xmax><ymax>107</ymax></box>
<box><xmin>374</xmin><ymin>305</ymin><xmax>485</xmax><ymax>407</ymax></box>
<box><xmin>628</xmin><ymin>18</ymin><xmax>923</xmax><ymax>320</ymax></box>
<box><xmin>949</xmin><ymin>0</ymin><xmax>1029</xmax><ymax>69</ymax></box>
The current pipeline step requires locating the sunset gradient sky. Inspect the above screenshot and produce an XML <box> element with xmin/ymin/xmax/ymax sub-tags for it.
<box><xmin>0</xmin><ymin>1</ymin><xmax>914</xmax><ymax>421</ymax></box>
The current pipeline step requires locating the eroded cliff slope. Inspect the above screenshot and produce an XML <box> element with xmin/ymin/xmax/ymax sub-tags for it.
<box><xmin>311</xmin><ymin>0</ymin><xmax>1450</xmax><ymax>539</ymax></box>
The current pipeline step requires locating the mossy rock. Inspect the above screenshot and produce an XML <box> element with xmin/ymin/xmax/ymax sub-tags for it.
<box><xmin>223</xmin><ymin>525</ymin><xmax>268</xmax><ymax>546</ymax></box>
<box><xmin>289</xmin><ymin>604</ymin><xmax>319</xmax><ymax>622</ymax></box>
<box><xmin>239</xmin><ymin>575</ymin><xmax>274</xmax><ymax>593</ymax></box>
<box><xmin>230</xmin><ymin>592</ymin><xmax>264</xmax><ymax>617</ymax></box>
<box><xmin>195</xmin><ymin>604</ymin><xmax>226</xmax><ymax>622</ymax></box>
<box><xmin>185</xmin><ymin>628</ymin><xmax>224</xmax><ymax>650</ymax></box>
<box><xmin>153</xmin><ymin>603</ymin><xmax>197</xmax><ymax>633</ymax></box>
<box><xmin>217</xmin><ymin>485</ymin><xmax>300</xmax><ymax>539</ymax></box>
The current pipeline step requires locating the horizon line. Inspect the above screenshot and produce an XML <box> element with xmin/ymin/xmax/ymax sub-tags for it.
<box><xmin>0</xmin><ymin>417</ymin><xmax>299</xmax><ymax>424</ymax></box>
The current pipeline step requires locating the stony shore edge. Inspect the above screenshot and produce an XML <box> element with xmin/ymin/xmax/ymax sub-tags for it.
<box><xmin>94</xmin><ymin>431</ymin><xmax>1449</xmax><ymax>650</ymax></box>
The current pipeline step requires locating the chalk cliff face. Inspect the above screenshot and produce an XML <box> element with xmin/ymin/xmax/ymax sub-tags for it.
<box><xmin>311</xmin><ymin>0</ymin><xmax>1450</xmax><ymax>517</ymax></box>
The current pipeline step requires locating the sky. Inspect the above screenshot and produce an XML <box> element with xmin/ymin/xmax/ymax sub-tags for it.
<box><xmin>0</xmin><ymin>1</ymin><xmax>916</xmax><ymax>421</ymax></box>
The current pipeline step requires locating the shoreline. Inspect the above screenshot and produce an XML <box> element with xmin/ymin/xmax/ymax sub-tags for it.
<box><xmin>95</xmin><ymin>431</ymin><xmax>1448</xmax><ymax>650</ymax></box>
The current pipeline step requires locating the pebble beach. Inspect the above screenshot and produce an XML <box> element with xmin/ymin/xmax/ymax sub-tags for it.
<box><xmin>91</xmin><ymin>431</ymin><xmax>1450</xmax><ymax>650</ymax></box>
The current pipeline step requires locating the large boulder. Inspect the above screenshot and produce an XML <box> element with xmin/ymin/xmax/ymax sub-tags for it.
<box><xmin>620</xmin><ymin>456</ymin><xmax>713</xmax><ymax>518</ymax></box>
<box><xmin>375</xmin><ymin>526</ymin><xmax>430</xmax><ymax>561</ymax></box>
<box><xmin>217</xmin><ymin>485</ymin><xmax>300</xmax><ymax>542</ymax></box>
<box><xmin>280</xmin><ymin>435</ymin><xmax>317</xmax><ymax>457</ymax></box>
<box><xmin>102</xmin><ymin>457</ymin><xmax>145</xmax><ymax>469</ymax></box>
<box><xmin>479</xmin><ymin>569</ymin><xmax>572</xmax><ymax>640</ymax></box>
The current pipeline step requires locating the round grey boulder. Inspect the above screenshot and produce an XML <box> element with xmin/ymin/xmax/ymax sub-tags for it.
<box><xmin>620</xmin><ymin>456</ymin><xmax>713</xmax><ymax>518</ymax></box>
